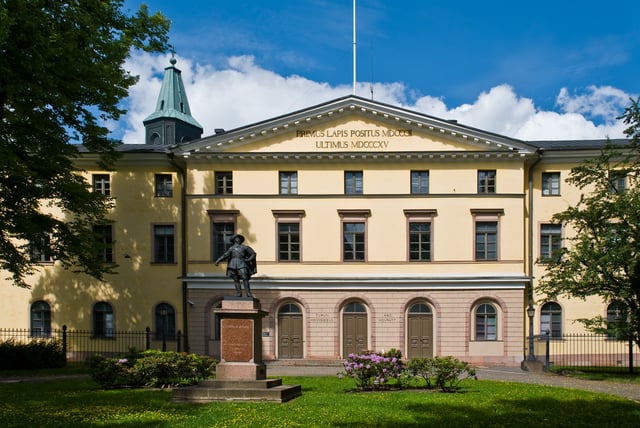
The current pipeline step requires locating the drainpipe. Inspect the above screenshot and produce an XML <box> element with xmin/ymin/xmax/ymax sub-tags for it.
<box><xmin>170</xmin><ymin>154</ymin><xmax>189</xmax><ymax>352</ymax></box>
<box><xmin>526</xmin><ymin>151</ymin><xmax>543</xmax><ymax>361</ymax></box>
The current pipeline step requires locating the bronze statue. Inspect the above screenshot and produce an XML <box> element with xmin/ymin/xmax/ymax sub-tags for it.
<box><xmin>215</xmin><ymin>234</ymin><xmax>257</xmax><ymax>298</ymax></box>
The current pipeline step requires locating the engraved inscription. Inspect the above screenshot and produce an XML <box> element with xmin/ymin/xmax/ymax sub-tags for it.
<box><xmin>221</xmin><ymin>318</ymin><xmax>253</xmax><ymax>362</ymax></box>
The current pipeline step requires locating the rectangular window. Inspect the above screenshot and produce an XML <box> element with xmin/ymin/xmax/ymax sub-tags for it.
<box><xmin>477</xmin><ymin>170</ymin><xmax>496</xmax><ymax>193</ymax></box>
<box><xmin>409</xmin><ymin>222</ymin><xmax>431</xmax><ymax>261</ymax></box>
<box><xmin>344</xmin><ymin>171</ymin><xmax>363</xmax><ymax>194</ymax></box>
<box><xmin>279</xmin><ymin>171</ymin><xmax>298</xmax><ymax>195</ymax></box>
<box><xmin>411</xmin><ymin>170</ymin><xmax>429</xmax><ymax>194</ymax></box>
<box><xmin>212</xmin><ymin>222</ymin><xmax>235</xmax><ymax>260</ymax></box>
<box><xmin>155</xmin><ymin>174</ymin><xmax>173</xmax><ymax>197</ymax></box>
<box><xmin>608</xmin><ymin>170</ymin><xmax>627</xmax><ymax>193</ymax></box>
<box><xmin>278</xmin><ymin>223</ymin><xmax>300</xmax><ymax>261</ymax></box>
<box><xmin>541</xmin><ymin>172</ymin><xmax>560</xmax><ymax>196</ymax></box>
<box><xmin>215</xmin><ymin>172</ymin><xmax>233</xmax><ymax>194</ymax></box>
<box><xmin>540</xmin><ymin>223</ymin><xmax>562</xmax><ymax>261</ymax></box>
<box><xmin>30</xmin><ymin>233</ymin><xmax>52</xmax><ymax>263</ymax></box>
<box><xmin>475</xmin><ymin>221</ymin><xmax>498</xmax><ymax>261</ymax></box>
<box><xmin>93</xmin><ymin>174</ymin><xmax>111</xmax><ymax>196</ymax></box>
<box><xmin>343</xmin><ymin>222</ymin><xmax>365</xmax><ymax>261</ymax></box>
<box><xmin>153</xmin><ymin>225</ymin><xmax>175</xmax><ymax>263</ymax></box>
<box><xmin>93</xmin><ymin>224</ymin><xmax>114</xmax><ymax>263</ymax></box>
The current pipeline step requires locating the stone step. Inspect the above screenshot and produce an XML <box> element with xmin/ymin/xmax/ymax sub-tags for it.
<box><xmin>171</xmin><ymin>381</ymin><xmax>301</xmax><ymax>403</ymax></box>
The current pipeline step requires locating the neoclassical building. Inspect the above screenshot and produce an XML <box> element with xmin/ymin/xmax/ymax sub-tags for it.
<box><xmin>0</xmin><ymin>58</ymin><xmax>626</xmax><ymax>367</ymax></box>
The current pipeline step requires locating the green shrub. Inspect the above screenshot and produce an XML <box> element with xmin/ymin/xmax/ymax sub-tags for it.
<box><xmin>429</xmin><ymin>356</ymin><xmax>477</xmax><ymax>392</ymax></box>
<box><xmin>406</xmin><ymin>357</ymin><xmax>436</xmax><ymax>389</ymax></box>
<box><xmin>0</xmin><ymin>339</ymin><xmax>66</xmax><ymax>370</ymax></box>
<box><xmin>87</xmin><ymin>350</ymin><xmax>216</xmax><ymax>389</ymax></box>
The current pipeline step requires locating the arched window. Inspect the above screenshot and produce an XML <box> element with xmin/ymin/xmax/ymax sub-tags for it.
<box><xmin>93</xmin><ymin>302</ymin><xmax>114</xmax><ymax>338</ymax></box>
<box><xmin>30</xmin><ymin>301</ymin><xmax>51</xmax><ymax>338</ymax></box>
<box><xmin>155</xmin><ymin>303</ymin><xmax>176</xmax><ymax>340</ymax></box>
<box><xmin>279</xmin><ymin>303</ymin><xmax>302</xmax><ymax>315</ymax></box>
<box><xmin>606</xmin><ymin>302</ymin><xmax>627</xmax><ymax>339</ymax></box>
<box><xmin>344</xmin><ymin>301</ymin><xmax>367</xmax><ymax>313</ymax></box>
<box><xmin>475</xmin><ymin>303</ymin><xmax>497</xmax><ymax>341</ymax></box>
<box><xmin>409</xmin><ymin>303</ymin><xmax>432</xmax><ymax>314</ymax></box>
<box><xmin>540</xmin><ymin>302</ymin><xmax>562</xmax><ymax>338</ymax></box>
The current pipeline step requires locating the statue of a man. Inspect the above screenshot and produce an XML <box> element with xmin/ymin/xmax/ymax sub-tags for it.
<box><xmin>215</xmin><ymin>234</ymin><xmax>257</xmax><ymax>298</ymax></box>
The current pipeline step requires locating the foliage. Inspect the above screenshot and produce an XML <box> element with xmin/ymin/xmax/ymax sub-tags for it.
<box><xmin>405</xmin><ymin>356</ymin><xmax>477</xmax><ymax>392</ymax></box>
<box><xmin>538</xmin><ymin>96</ymin><xmax>640</xmax><ymax>348</ymax></box>
<box><xmin>1</xmin><ymin>376</ymin><xmax>638</xmax><ymax>427</ymax></box>
<box><xmin>0</xmin><ymin>0</ymin><xmax>170</xmax><ymax>287</ymax></box>
<box><xmin>339</xmin><ymin>349</ymin><xmax>405</xmax><ymax>390</ymax></box>
<box><xmin>0</xmin><ymin>338</ymin><xmax>66</xmax><ymax>370</ymax></box>
<box><xmin>87</xmin><ymin>350</ymin><xmax>216</xmax><ymax>389</ymax></box>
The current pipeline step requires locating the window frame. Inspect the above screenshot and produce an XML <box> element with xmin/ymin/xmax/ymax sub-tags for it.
<box><xmin>92</xmin><ymin>301</ymin><xmax>114</xmax><ymax>338</ymax></box>
<box><xmin>339</xmin><ymin>209</ymin><xmax>370</xmax><ymax>262</ymax></box>
<box><xmin>477</xmin><ymin>170</ymin><xmax>496</xmax><ymax>194</ymax></box>
<box><xmin>215</xmin><ymin>171</ymin><xmax>233</xmax><ymax>195</ymax></box>
<box><xmin>410</xmin><ymin>170</ymin><xmax>429</xmax><ymax>194</ymax></box>
<box><xmin>152</xmin><ymin>223</ymin><xmax>176</xmax><ymax>264</ymax></box>
<box><xmin>539</xmin><ymin>223</ymin><xmax>562</xmax><ymax>262</ymax></box>
<box><xmin>93</xmin><ymin>224</ymin><xmax>114</xmax><ymax>263</ymax></box>
<box><xmin>30</xmin><ymin>300</ymin><xmax>52</xmax><ymax>338</ymax></box>
<box><xmin>154</xmin><ymin>174</ymin><xmax>173</xmax><ymax>198</ymax></box>
<box><xmin>474</xmin><ymin>302</ymin><xmax>498</xmax><ymax>341</ymax></box>
<box><xmin>540</xmin><ymin>302</ymin><xmax>563</xmax><ymax>339</ymax></box>
<box><xmin>273</xmin><ymin>210</ymin><xmax>305</xmax><ymax>263</ymax></box>
<box><xmin>208</xmin><ymin>210</ymin><xmax>239</xmax><ymax>261</ymax></box>
<box><xmin>608</xmin><ymin>170</ymin><xmax>628</xmax><ymax>193</ymax></box>
<box><xmin>154</xmin><ymin>302</ymin><xmax>177</xmax><ymax>340</ymax></box>
<box><xmin>30</xmin><ymin>233</ymin><xmax>52</xmax><ymax>264</ymax></box>
<box><xmin>541</xmin><ymin>172</ymin><xmax>560</xmax><ymax>196</ymax></box>
<box><xmin>279</xmin><ymin>171</ymin><xmax>298</xmax><ymax>195</ymax></box>
<box><xmin>92</xmin><ymin>174</ymin><xmax>111</xmax><ymax>196</ymax></box>
<box><xmin>404</xmin><ymin>209</ymin><xmax>437</xmax><ymax>262</ymax></box>
<box><xmin>344</xmin><ymin>171</ymin><xmax>363</xmax><ymax>195</ymax></box>
<box><xmin>471</xmin><ymin>209</ymin><xmax>503</xmax><ymax>261</ymax></box>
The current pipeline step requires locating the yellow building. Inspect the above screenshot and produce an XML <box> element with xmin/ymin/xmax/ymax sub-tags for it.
<box><xmin>0</xmin><ymin>58</ymin><xmax>628</xmax><ymax>367</ymax></box>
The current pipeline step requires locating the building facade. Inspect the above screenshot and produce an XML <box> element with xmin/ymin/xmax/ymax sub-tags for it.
<box><xmin>0</xmin><ymin>59</ymin><xmax>627</xmax><ymax>366</ymax></box>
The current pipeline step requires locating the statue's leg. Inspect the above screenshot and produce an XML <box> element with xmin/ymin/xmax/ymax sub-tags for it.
<box><xmin>238</xmin><ymin>268</ymin><xmax>252</xmax><ymax>297</ymax></box>
<box><xmin>244</xmin><ymin>279</ymin><xmax>252</xmax><ymax>298</ymax></box>
<box><xmin>232</xmin><ymin>276</ymin><xmax>242</xmax><ymax>297</ymax></box>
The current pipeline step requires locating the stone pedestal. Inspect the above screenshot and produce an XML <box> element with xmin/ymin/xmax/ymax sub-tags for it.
<box><xmin>172</xmin><ymin>297</ymin><xmax>301</xmax><ymax>403</ymax></box>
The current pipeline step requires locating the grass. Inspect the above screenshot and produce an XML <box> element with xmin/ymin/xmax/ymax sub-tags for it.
<box><xmin>0</xmin><ymin>375</ymin><xmax>639</xmax><ymax>427</ymax></box>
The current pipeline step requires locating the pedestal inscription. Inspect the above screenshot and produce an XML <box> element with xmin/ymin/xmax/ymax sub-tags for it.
<box><xmin>221</xmin><ymin>318</ymin><xmax>253</xmax><ymax>362</ymax></box>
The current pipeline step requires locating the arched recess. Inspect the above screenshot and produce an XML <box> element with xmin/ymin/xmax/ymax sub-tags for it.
<box><xmin>406</xmin><ymin>301</ymin><xmax>433</xmax><ymax>358</ymax></box>
<box><xmin>277</xmin><ymin>302</ymin><xmax>303</xmax><ymax>359</ymax></box>
<box><xmin>342</xmin><ymin>301</ymin><xmax>368</xmax><ymax>357</ymax></box>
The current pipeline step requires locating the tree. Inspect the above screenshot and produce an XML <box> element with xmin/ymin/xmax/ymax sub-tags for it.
<box><xmin>538</xmin><ymin>97</ymin><xmax>640</xmax><ymax>347</ymax></box>
<box><xmin>0</xmin><ymin>0</ymin><xmax>170</xmax><ymax>287</ymax></box>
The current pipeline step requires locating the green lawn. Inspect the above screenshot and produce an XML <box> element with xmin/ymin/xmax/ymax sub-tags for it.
<box><xmin>1</xmin><ymin>376</ymin><xmax>638</xmax><ymax>427</ymax></box>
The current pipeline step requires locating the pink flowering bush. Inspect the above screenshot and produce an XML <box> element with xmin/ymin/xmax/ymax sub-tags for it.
<box><xmin>339</xmin><ymin>349</ymin><xmax>405</xmax><ymax>390</ymax></box>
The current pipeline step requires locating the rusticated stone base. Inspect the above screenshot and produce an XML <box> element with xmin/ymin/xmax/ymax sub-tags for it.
<box><xmin>171</xmin><ymin>378</ymin><xmax>302</xmax><ymax>403</ymax></box>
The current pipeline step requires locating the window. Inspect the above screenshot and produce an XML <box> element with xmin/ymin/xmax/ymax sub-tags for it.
<box><xmin>93</xmin><ymin>302</ymin><xmax>114</xmax><ymax>338</ymax></box>
<box><xmin>153</xmin><ymin>224</ymin><xmax>175</xmax><ymax>263</ymax></box>
<box><xmin>278</xmin><ymin>223</ymin><xmax>300</xmax><ymax>261</ymax></box>
<box><xmin>30</xmin><ymin>301</ymin><xmax>51</xmax><ymax>338</ymax></box>
<box><xmin>409</xmin><ymin>222</ymin><xmax>431</xmax><ymax>261</ymax></box>
<box><xmin>542</xmin><ymin>172</ymin><xmax>560</xmax><ymax>196</ymax></box>
<box><xmin>540</xmin><ymin>302</ymin><xmax>562</xmax><ymax>338</ymax></box>
<box><xmin>155</xmin><ymin>174</ymin><xmax>173</xmax><ymax>197</ymax></box>
<box><xmin>475</xmin><ymin>221</ymin><xmax>498</xmax><ymax>261</ymax></box>
<box><xmin>475</xmin><ymin>303</ymin><xmax>497</xmax><ymax>341</ymax></box>
<box><xmin>209</xmin><ymin>210</ymin><xmax>239</xmax><ymax>261</ymax></box>
<box><xmin>411</xmin><ymin>170</ymin><xmax>429</xmax><ymax>194</ymax></box>
<box><xmin>343</xmin><ymin>222</ymin><xmax>365</xmax><ymax>261</ymax></box>
<box><xmin>279</xmin><ymin>171</ymin><xmax>298</xmax><ymax>195</ymax></box>
<box><xmin>540</xmin><ymin>223</ymin><xmax>562</xmax><ymax>262</ymax></box>
<box><xmin>608</xmin><ymin>170</ymin><xmax>628</xmax><ymax>193</ymax></box>
<box><xmin>154</xmin><ymin>303</ymin><xmax>176</xmax><ymax>340</ymax></box>
<box><xmin>30</xmin><ymin>233</ymin><xmax>52</xmax><ymax>263</ymax></box>
<box><xmin>606</xmin><ymin>302</ymin><xmax>628</xmax><ymax>339</ymax></box>
<box><xmin>92</xmin><ymin>174</ymin><xmax>111</xmax><ymax>196</ymax></box>
<box><xmin>477</xmin><ymin>170</ymin><xmax>496</xmax><ymax>193</ymax></box>
<box><xmin>93</xmin><ymin>225</ymin><xmax>114</xmax><ymax>263</ymax></box>
<box><xmin>344</xmin><ymin>301</ymin><xmax>367</xmax><ymax>313</ymax></box>
<box><xmin>215</xmin><ymin>172</ymin><xmax>233</xmax><ymax>194</ymax></box>
<box><xmin>344</xmin><ymin>171</ymin><xmax>363</xmax><ymax>194</ymax></box>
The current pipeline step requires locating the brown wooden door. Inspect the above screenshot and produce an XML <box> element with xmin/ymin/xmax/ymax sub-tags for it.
<box><xmin>278</xmin><ymin>314</ymin><xmax>303</xmax><ymax>358</ymax></box>
<box><xmin>407</xmin><ymin>303</ymin><xmax>433</xmax><ymax>358</ymax></box>
<box><xmin>343</xmin><ymin>314</ymin><xmax>368</xmax><ymax>356</ymax></box>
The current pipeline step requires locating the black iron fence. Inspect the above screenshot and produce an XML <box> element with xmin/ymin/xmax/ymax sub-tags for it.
<box><xmin>0</xmin><ymin>326</ymin><xmax>181</xmax><ymax>363</ymax></box>
<box><xmin>534</xmin><ymin>332</ymin><xmax>639</xmax><ymax>373</ymax></box>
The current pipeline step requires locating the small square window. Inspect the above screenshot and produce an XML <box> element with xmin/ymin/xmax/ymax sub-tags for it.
<box><xmin>93</xmin><ymin>174</ymin><xmax>111</xmax><ymax>196</ymax></box>
<box><xmin>542</xmin><ymin>172</ymin><xmax>560</xmax><ymax>196</ymax></box>
<box><xmin>215</xmin><ymin>172</ymin><xmax>233</xmax><ymax>195</ymax></box>
<box><xmin>279</xmin><ymin>171</ymin><xmax>298</xmax><ymax>195</ymax></box>
<box><xmin>155</xmin><ymin>174</ymin><xmax>173</xmax><ymax>197</ymax></box>
<box><xmin>344</xmin><ymin>171</ymin><xmax>363</xmax><ymax>195</ymax></box>
<box><xmin>477</xmin><ymin>170</ymin><xmax>496</xmax><ymax>193</ymax></box>
<box><xmin>411</xmin><ymin>170</ymin><xmax>429</xmax><ymax>194</ymax></box>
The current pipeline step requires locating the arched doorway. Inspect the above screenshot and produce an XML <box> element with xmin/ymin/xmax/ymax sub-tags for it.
<box><xmin>278</xmin><ymin>303</ymin><xmax>303</xmax><ymax>359</ymax></box>
<box><xmin>407</xmin><ymin>302</ymin><xmax>433</xmax><ymax>358</ymax></box>
<box><xmin>342</xmin><ymin>301</ymin><xmax>368</xmax><ymax>356</ymax></box>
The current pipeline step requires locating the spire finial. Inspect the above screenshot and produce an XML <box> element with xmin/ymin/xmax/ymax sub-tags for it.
<box><xmin>169</xmin><ymin>45</ymin><xmax>177</xmax><ymax>65</ymax></box>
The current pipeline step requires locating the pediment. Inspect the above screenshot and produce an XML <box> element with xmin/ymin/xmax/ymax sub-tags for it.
<box><xmin>174</xmin><ymin>96</ymin><xmax>537</xmax><ymax>160</ymax></box>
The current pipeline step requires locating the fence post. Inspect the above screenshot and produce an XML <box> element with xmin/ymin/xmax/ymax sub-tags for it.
<box><xmin>629</xmin><ymin>339</ymin><xmax>634</xmax><ymax>374</ymax></box>
<box><xmin>145</xmin><ymin>327</ymin><xmax>150</xmax><ymax>350</ymax></box>
<box><xmin>545</xmin><ymin>329</ymin><xmax>550</xmax><ymax>371</ymax></box>
<box><xmin>177</xmin><ymin>330</ymin><xmax>182</xmax><ymax>352</ymax></box>
<box><xmin>62</xmin><ymin>325</ymin><xmax>67</xmax><ymax>365</ymax></box>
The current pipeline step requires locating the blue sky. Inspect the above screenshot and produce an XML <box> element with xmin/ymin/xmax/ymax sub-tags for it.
<box><xmin>118</xmin><ymin>0</ymin><xmax>639</xmax><ymax>143</ymax></box>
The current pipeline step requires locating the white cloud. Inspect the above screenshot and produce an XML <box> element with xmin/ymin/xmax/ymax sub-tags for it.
<box><xmin>118</xmin><ymin>53</ymin><xmax>632</xmax><ymax>144</ymax></box>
